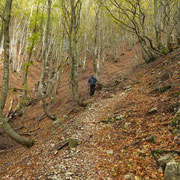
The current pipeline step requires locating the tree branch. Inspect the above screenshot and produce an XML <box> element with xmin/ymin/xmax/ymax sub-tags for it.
<box><xmin>0</xmin><ymin>14</ymin><xmax>6</xmax><ymax>22</ymax></box>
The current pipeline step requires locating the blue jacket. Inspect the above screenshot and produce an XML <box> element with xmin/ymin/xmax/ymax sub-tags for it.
<box><xmin>88</xmin><ymin>76</ymin><xmax>97</xmax><ymax>86</ymax></box>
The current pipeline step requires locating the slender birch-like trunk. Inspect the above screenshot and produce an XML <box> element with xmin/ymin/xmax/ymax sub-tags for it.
<box><xmin>176</xmin><ymin>1</ymin><xmax>180</xmax><ymax>45</ymax></box>
<box><xmin>154</xmin><ymin>0</ymin><xmax>162</xmax><ymax>49</ymax></box>
<box><xmin>0</xmin><ymin>0</ymin><xmax>34</xmax><ymax>148</ymax></box>
<box><xmin>82</xmin><ymin>2</ymin><xmax>90</xmax><ymax>71</ymax></box>
<box><xmin>62</xmin><ymin>0</ymin><xmax>86</xmax><ymax>107</ymax></box>
<box><xmin>133</xmin><ymin>34</ymin><xmax>139</xmax><ymax>66</ymax></box>
<box><xmin>38</xmin><ymin>0</ymin><xmax>57</xmax><ymax>120</ymax></box>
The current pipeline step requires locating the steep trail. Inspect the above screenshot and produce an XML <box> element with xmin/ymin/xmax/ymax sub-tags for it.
<box><xmin>0</xmin><ymin>47</ymin><xmax>179</xmax><ymax>179</ymax></box>
<box><xmin>0</xmin><ymin>46</ymin><xmax>139</xmax><ymax>179</ymax></box>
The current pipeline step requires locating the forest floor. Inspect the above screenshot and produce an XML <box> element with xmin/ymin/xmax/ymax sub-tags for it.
<box><xmin>0</xmin><ymin>44</ymin><xmax>180</xmax><ymax>180</ymax></box>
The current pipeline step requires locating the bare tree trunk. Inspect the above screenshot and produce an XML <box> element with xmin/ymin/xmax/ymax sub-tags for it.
<box><xmin>133</xmin><ymin>34</ymin><xmax>139</xmax><ymax>66</ymax></box>
<box><xmin>154</xmin><ymin>0</ymin><xmax>162</xmax><ymax>49</ymax></box>
<box><xmin>165</xmin><ymin>0</ymin><xmax>172</xmax><ymax>51</ymax></box>
<box><xmin>138</xmin><ymin>3</ymin><xmax>159</xmax><ymax>63</ymax></box>
<box><xmin>82</xmin><ymin>2</ymin><xmax>91</xmax><ymax>71</ymax></box>
<box><xmin>17</xmin><ymin>4</ymin><xmax>37</xmax><ymax>115</ymax></box>
<box><xmin>38</xmin><ymin>0</ymin><xmax>57</xmax><ymax>120</ymax></box>
<box><xmin>62</xmin><ymin>0</ymin><xmax>86</xmax><ymax>107</ymax></box>
<box><xmin>0</xmin><ymin>3</ymin><xmax>5</xmax><ymax>57</ymax></box>
<box><xmin>0</xmin><ymin>0</ymin><xmax>34</xmax><ymax>148</ymax></box>
<box><xmin>176</xmin><ymin>1</ymin><xmax>180</xmax><ymax>45</ymax></box>
<box><xmin>93</xmin><ymin>7</ymin><xmax>100</xmax><ymax>80</ymax></box>
<box><xmin>98</xmin><ymin>0</ymin><xmax>163</xmax><ymax>63</ymax></box>
<box><xmin>121</xmin><ymin>35</ymin><xmax>125</xmax><ymax>55</ymax></box>
<box><xmin>0</xmin><ymin>35</ymin><xmax>4</xmax><ymax>58</ymax></box>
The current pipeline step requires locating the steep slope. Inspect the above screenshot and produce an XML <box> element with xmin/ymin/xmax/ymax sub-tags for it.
<box><xmin>0</xmin><ymin>47</ymin><xmax>179</xmax><ymax>179</ymax></box>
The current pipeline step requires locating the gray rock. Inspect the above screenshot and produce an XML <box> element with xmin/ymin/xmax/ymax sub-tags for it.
<box><xmin>158</xmin><ymin>155</ymin><xmax>173</xmax><ymax>171</ymax></box>
<box><xmin>164</xmin><ymin>161</ymin><xmax>180</xmax><ymax>180</ymax></box>
<box><xmin>123</xmin><ymin>173</ymin><xmax>135</xmax><ymax>180</ymax></box>
<box><xmin>147</xmin><ymin>107</ymin><xmax>158</xmax><ymax>115</ymax></box>
<box><xmin>134</xmin><ymin>176</ymin><xmax>140</xmax><ymax>180</ymax></box>
<box><xmin>124</xmin><ymin>122</ymin><xmax>131</xmax><ymax>129</ymax></box>
<box><xmin>115</xmin><ymin>114</ymin><xmax>124</xmax><ymax>120</ymax></box>
<box><xmin>106</xmin><ymin>149</ymin><xmax>113</xmax><ymax>155</ymax></box>
<box><xmin>68</xmin><ymin>138</ymin><xmax>80</xmax><ymax>149</ymax></box>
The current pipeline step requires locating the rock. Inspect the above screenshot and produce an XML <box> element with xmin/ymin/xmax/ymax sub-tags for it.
<box><xmin>106</xmin><ymin>150</ymin><xmax>113</xmax><ymax>155</ymax></box>
<box><xmin>101</xmin><ymin>118</ymin><xmax>116</xmax><ymax>124</ymax></box>
<box><xmin>146</xmin><ymin>135</ymin><xmax>157</xmax><ymax>144</ymax></box>
<box><xmin>144</xmin><ymin>177</ymin><xmax>150</xmax><ymax>180</ymax></box>
<box><xmin>101</xmin><ymin>114</ymin><xmax>124</xmax><ymax>124</ymax></box>
<box><xmin>158</xmin><ymin>155</ymin><xmax>172</xmax><ymax>171</ymax></box>
<box><xmin>124</xmin><ymin>122</ymin><xmax>131</xmax><ymax>129</ymax></box>
<box><xmin>123</xmin><ymin>85</ymin><xmax>132</xmax><ymax>91</ymax></box>
<box><xmin>146</xmin><ymin>107</ymin><xmax>158</xmax><ymax>115</ymax></box>
<box><xmin>115</xmin><ymin>114</ymin><xmax>124</xmax><ymax>120</ymax></box>
<box><xmin>123</xmin><ymin>173</ymin><xmax>135</xmax><ymax>180</ymax></box>
<box><xmin>164</xmin><ymin>161</ymin><xmax>180</xmax><ymax>180</ymax></box>
<box><xmin>68</xmin><ymin>138</ymin><xmax>80</xmax><ymax>149</ymax></box>
<box><xmin>134</xmin><ymin>176</ymin><xmax>140</xmax><ymax>180</ymax></box>
<box><xmin>65</xmin><ymin>172</ymin><xmax>73</xmax><ymax>176</ymax></box>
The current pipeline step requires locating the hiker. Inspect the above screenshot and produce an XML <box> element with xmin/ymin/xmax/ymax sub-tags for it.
<box><xmin>88</xmin><ymin>75</ymin><xmax>97</xmax><ymax>96</ymax></box>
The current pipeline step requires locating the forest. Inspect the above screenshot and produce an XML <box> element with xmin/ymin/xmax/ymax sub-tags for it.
<box><xmin>0</xmin><ymin>0</ymin><xmax>180</xmax><ymax>179</ymax></box>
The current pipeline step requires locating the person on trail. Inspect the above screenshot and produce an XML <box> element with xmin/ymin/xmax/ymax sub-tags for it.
<box><xmin>88</xmin><ymin>75</ymin><xmax>97</xmax><ymax>96</ymax></box>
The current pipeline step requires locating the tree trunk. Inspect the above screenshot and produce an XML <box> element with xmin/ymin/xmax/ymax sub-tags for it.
<box><xmin>0</xmin><ymin>2</ymin><xmax>5</xmax><ymax>57</ymax></box>
<box><xmin>154</xmin><ymin>0</ymin><xmax>162</xmax><ymax>49</ymax></box>
<box><xmin>176</xmin><ymin>2</ymin><xmax>180</xmax><ymax>45</ymax></box>
<box><xmin>67</xmin><ymin>0</ymin><xmax>86</xmax><ymax>107</ymax></box>
<box><xmin>2</xmin><ymin>119</ymin><xmax>34</xmax><ymax>148</ymax></box>
<box><xmin>138</xmin><ymin>4</ymin><xmax>159</xmax><ymax>63</ymax></box>
<box><xmin>133</xmin><ymin>34</ymin><xmax>139</xmax><ymax>66</ymax></box>
<box><xmin>0</xmin><ymin>0</ymin><xmax>34</xmax><ymax>148</ymax></box>
<box><xmin>38</xmin><ymin>0</ymin><xmax>57</xmax><ymax>120</ymax></box>
<box><xmin>17</xmin><ymin>4</ymin><xmax>37</xmax><ymax>114</ymax></box>
<box><xmin>93</xmin><ymin>7</ymin><xmax>100</xmax><ymax>79</ymax></box>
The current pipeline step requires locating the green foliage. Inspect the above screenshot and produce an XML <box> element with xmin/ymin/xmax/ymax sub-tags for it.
<box><xmin>22</xmin><ymin>83</ymin><xmax>29</xmax><ymax>91</ymax></box>
<box><xmin>23</xmin><ymin>62</ymin><xmax>34</xmax><ymax>71</ymax></box>
<box><xmin>161</xmin><ymin>46</ymin><xmax>170</xmax><ymax>55</ymax></box>
<box><xmin>8</xmin><ymin>88</ymin><xmax>18</xmax><ymax>95</ymax></box>
<box><xmin>151</xmin><ymin>149</ymin><xmax>164</xmax><ymax>158</ymax></box>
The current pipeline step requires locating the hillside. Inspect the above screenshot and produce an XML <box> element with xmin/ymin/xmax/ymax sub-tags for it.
<box><xmin>0</xmin><ymin>46</ymin><xmax>180</xmax><ymax>180</ymax></box>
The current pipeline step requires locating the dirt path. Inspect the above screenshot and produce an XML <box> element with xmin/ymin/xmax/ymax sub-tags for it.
<box><xmin>48</xmin><ymin>90</ymin><xmax>128</xmax><ymax>179</ymax></box>
<box><xmin>1</xmin><ymin>47</ymin><xmax>179</xmax><ymax>179</ymax></box>
<box><xmin>0</xmin><ymin>47</ymin><xmax>138</xmax><ymax>179</ymax></box>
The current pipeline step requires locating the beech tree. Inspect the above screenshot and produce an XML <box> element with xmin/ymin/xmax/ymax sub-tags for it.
<box><xmin>154</xmin><ymin>0</ymin><xmax>162</xmax><ymax>49</ymax></box>
<box><xmin>62</xmin><ymin>0</ymin><xmax>86</xmax><ymax>107</ymax></box>
<box><xmin>0</xmin><ymin>0</ymin><xmax>34</xmax><ymax>148</ymax></box>
<box><xmin>97</xmin><ymin>0</ymin><xmax>179</xmax><ymax>63</ymax></box>
<box><xmin>38</xmin><ymin>0</ymin><xmax>58</xmax><ymax>120</ymax></box>
<box><xmin>177</xmin><ymin>1</ymin><xmax>180</xmax><ymax>45</ymax></box>
<box><xmin>0</xmin><ymin>0</ymin><xmax>5</xmax><ymax>57</ymax></box>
